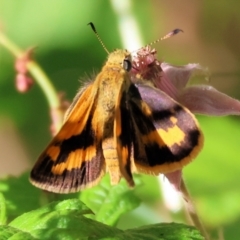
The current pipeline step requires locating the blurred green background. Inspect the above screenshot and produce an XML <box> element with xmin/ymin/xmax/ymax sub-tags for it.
<box><xmin>1</xmin><ymin>1</ymin><xmax>240</xmax><ymax>239</ymax></box>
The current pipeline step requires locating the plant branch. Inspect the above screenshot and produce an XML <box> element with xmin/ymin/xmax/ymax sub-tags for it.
<box><xmin>0</xmin><ymin>31</ymin><xmax>64</xmax><ymax>134</ymax></box>
<box><xmin>180</xmin><ymin>179</ymin><xmax>210</xmax><ymax>240</ymax></box>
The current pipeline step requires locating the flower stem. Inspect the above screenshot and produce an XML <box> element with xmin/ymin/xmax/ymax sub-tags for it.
<box><xmin>0</xmin><ymin>193</ymin><xmax>7</xmax><ymax>225</ymax></box>
<box><xmin>180</xmin><ymin>179</ymin><xmax>210</xmax><ymax>240</ymax></box>
<box><xmin>0</xmin><ymin>31</ymin><xmax>63</xmax><ymax>133</ymax></box>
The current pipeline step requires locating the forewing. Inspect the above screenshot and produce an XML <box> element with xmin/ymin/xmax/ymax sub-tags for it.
<box><xmin>128</xmin><ymin>83</ymin><xmax>203</xmax><ymax>174</ymax></box>
<box><xmin>30</xmin><ymin>84</ymin><xmax>105</xmax><ymax>193</ymax></box>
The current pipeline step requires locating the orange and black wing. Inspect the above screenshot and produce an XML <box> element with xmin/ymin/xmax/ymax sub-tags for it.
<box><xmin>30</xmin><ymin>84</ymin><xmax>105</xmax><ymax>193</ymax></box>
<box><xmin>127</xmin><ymin>83</ymin><xmax>203</xmax><ymax>175</ymax></box>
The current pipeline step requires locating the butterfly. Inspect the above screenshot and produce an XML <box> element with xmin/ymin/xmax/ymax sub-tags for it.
<box><xmin>30</xmin><ymin>24</ymin><xmax>203</xmax><ymax>193</ymax></box>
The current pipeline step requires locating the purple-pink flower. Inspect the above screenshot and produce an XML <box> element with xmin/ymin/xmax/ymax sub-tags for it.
<box><xmin>131</xmin><ymin>46</ymin><xmax>240</xmax><ymax>190</ymax></box>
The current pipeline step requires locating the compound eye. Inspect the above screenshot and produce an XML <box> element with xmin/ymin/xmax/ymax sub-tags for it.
<box><xmin>123</xmin><ymin>59</ymin><xmax>132</xmax><ymax>71</ymax></box>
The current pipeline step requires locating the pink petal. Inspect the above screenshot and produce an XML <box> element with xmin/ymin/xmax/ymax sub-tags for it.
<box><xmin>153</xmin><ymin>69</ymin><xmax>179</xmax><ymax>100</ymax></box>
<box><xmin>164</xmin><ymin>170</ymin><xmax>182</xmax><ymax>191</ymax></box>
<box><xmin>161</xmin><ymin>63</ymin><xmax>209</xmax><ymax>90</ymax></box>
<box><xmin>178</xmin><ymin>85</ymin><xmax>240</xmax><ymax>116</ymax></box>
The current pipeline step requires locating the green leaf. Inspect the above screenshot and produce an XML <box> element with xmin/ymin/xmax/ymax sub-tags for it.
<box><xmin>9</xmin><ymin>199</ymin><xmax>122</xmax><ymax>240</ymax></box>
<box><xmin>9</xmin><ymin>199</ymin><xmax>91</xmax><ymax>231</ymax></box>
<box><xmin>0</xmin><ymin>172</ymin><xmax>41</xmax><ymax>221</ymax></box>
<box><xmin>79</xmin><ymin>175</ymin><xmax>142</xmax><ymax>226</ymax></box>
<box><xmin>0</xmin><ymin>225</ymin><xmax>36</xmax><ymax>240</ymax></box>
<box><xmin>123</xmin><ymin>223</ymin><xmax>204</xmax><ymax>240</ymax></box>
<box><xmin>7</xmin><ymin>199</ymin><xmax>203</xmax><ymax>240</ymax></box>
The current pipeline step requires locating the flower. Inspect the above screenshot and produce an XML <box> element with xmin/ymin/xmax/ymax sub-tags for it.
<box><xmin>15</xmin><ymin>73</ymin><xmax>33</xmax><ymax>93</ymax></box>
<box><xmin>131</xmin><ymin>46</ymin><xmax>240</xmax><ymax>190</ymax></box>
<box><xmin>15</xmin><ymin>47</ymin><xmax>35</xmax><ymax>93</ymax></box>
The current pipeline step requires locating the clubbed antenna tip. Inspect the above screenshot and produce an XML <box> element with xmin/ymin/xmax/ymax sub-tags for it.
<box><xmin>88</xmin><ymin>22</ymin><xmax>97</xmax><ymax>33</ymax></box>
<box><xmin>87</xmin><ymin>22</ymin><xmax>109</xmax><ymax>54</ymax></box>
<box><xmin>147</xmin><ymin>28</ymin><xmax>184</xmax><ymax>47</ymax></box>
<box><xmin>162</xmin><ymin>28</ymin><xmax>183</xmax><ymax>40</ymax></box>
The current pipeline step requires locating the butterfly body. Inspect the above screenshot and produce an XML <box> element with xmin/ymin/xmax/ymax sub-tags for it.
<box><xmin>30</xmin><ymin>49</ymin><xmax>203</xmax><ymax>193</ymax></box>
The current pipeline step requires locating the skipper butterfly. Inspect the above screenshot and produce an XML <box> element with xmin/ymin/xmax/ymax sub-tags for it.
<box><xmin>30</xmin><ymin>23</ymin><xmax>203</xmax><ymax>193</ymax></box>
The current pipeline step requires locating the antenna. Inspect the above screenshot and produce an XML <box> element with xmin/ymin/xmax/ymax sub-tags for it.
<box><xmin>88</xmin><ymin>22</ymin><xmax>109</xmax><ymax>54</ymax></box>
<box><xmin>147</xmin><ymin>28</ymin><xmax>183</xmax><ymax>47</ymax></box>
<box><xmin>131</xmin><ymin>28</ymin><xmax>183</xmax><ymax>55</ymax></box>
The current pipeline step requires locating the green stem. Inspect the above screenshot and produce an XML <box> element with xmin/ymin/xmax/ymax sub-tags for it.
<box><xmin>0</xmin><ymin>31</ymin><xmax>63</xmax><ymax>133</ymax></box>
<box><xmin>0</xmin><ymin>193</ymin><xmax>7</xmax><ymax>225</ymax></box>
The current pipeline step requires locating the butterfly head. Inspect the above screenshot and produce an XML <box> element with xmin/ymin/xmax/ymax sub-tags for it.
<box><xmin>107</xmin><ymin>49</ymin><xmax>132</xmax><ymax>72</ymax></box>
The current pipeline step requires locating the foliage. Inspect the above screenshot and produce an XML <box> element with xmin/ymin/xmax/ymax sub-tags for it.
<box><xmin>0</xmin><ymin>190</ymin><xmax>203</xmax><ymax>240</ymax></box>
